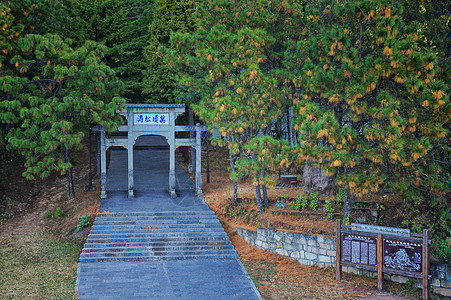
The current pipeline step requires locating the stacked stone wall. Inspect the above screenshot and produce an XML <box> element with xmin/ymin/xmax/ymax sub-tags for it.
<box><xmin>236</xmin><ymin>227</ymin><xmax>451</xmax><ymax>297</ymax></box>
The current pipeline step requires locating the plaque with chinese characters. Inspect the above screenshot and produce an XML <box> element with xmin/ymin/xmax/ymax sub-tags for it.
<box><xmin>383</xmin><ymin>239</ymin><xmax>422</xmax><ymax>273</ymax></box>
<box><xmin>134</xmin><ymin>113</ymin><xmax>169</xmax><ymax>125</ymax></box>
<box><xmin>342</xmin><ymin>234</ymin><xmax>377</xmax><ymax>266</ymax></box>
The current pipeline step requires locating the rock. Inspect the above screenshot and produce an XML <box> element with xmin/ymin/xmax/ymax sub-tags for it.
<box><xmin>303</xmin><ymin>163</ymin><xmax>336</xmax><ymax>196</ymax></box>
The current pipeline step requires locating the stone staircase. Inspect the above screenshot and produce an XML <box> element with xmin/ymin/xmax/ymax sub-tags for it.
<box><xmin>79</xmin><ymin>211</ymin><xmax>238</xmax><ymax>262</ymax></box>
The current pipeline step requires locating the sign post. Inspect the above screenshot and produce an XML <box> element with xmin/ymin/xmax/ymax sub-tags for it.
<box><xmin>422</xmin><ymin>229</ymin><xmax>430</xmax><ymax>300</ymax></box>
<box><xmin>377</xmin><ymin>234</ymin><xmax>383</xmax><ymax>290</ymax></box>
<box><xmin>335</xmin><ymin>219</ymin><xmax>342</xmax><ymax>280</ymax></box>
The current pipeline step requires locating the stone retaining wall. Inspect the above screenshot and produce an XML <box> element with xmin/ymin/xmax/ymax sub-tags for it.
<box><xmin>236</xmin><ymin>227</ymin><xmax>451</xmax><ymax>297</ymax></box>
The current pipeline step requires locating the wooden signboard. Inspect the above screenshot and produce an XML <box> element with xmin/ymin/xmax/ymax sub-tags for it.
<box><xmin>335</xmin><ymin>219</ymin><xmax>431</xmax><ymax>300</ymax></box>
<box><xmin>342</xmin><ymin>234</ymin><xmax>377</xmax><ymax>266</ymax></box>
<box><xmin>383</xmin><ymin>238</ymin><xmax>422</xmax><ymax>274</ymax></box>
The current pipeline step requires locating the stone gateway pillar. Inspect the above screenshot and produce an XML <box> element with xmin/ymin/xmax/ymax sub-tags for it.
<box><xmin>127</xmin><ymin>108</ymin><xmax>134</xmax><ymax>198</ymax></box>
<box><xmin>195</xmin><ymin>123</ymin><xmax>203</xmax><ymax>197</ymax></box>
<box><xmin>168</xmin><ymin>109</ymin><xmax>177</xmax><ymax>198</ymax></box>
<box><xmin>99</xmin><ymin>127</ymin><xmax>107</xmax><ymax>199</ymax></box>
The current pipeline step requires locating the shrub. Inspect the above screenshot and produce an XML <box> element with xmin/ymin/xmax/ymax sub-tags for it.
<box><xmin>77</xmin><ymin>214</ymin><xmax>90</xmax><ymax>232</ymax></box>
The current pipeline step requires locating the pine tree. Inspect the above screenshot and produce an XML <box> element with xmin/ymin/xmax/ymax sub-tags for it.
<box><xmin>397</xmin><ymin>1</ymin><xmax>450</xmax><ymax>258</ymax></box>
<box><xmin>142</xmin><ymin>0</ymin><xmax>199</xmax><ymax>103</ymax></box>
<box><xmin>284</xmin><ymin>0</ymin><xmax>449</xmax><ymax>223</ymax></box>
<box><xmin>0</xmin><ymin>22</ymin><xmax>124</xmax><ymax>198</ymax></box>
<box><xmin>401</xmin><ymin>0</ymin><xmax>450</xmax><ymax>84</ymax></box>
<box><xmin>0</xmin><ymin>0</ymin><xmax>65</xmax><ymax>149</ymax></box>
<box><xmin>167</xmin><ymin>0</ymin><xmax>294</xmax><ymax>211</ymax></box>
<box><xmin>61</xmin><ymin>0</ymin><xmax>154</xmax><ymax>102</ymax></box>
<box><xmin>123</xmin><ymin>0</ymin><xmax>155</xmax><ymax>102</ymax></box>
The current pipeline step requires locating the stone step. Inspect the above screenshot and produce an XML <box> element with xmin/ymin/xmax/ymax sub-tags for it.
<box><xmin>86</xmin><ymin>235</ymin><xmax>231</xmax><ymax>244</ymax></box>
<box><xmin>96</xmin><ymin>211</ymin><xmax>216</xmax><ymax>218</ymax></box>
<box><xmin>82</xmin><ymin>244</ymin><xmax>235</xmax><ymax>253</ymax></box>
<box><xmin>89</xmin><ymin>228</ymin><xmax>228</xmax><ymax>234</ymax></box>
<box><xmin>93</xmin><ymin>215</ymin><xmax>220</xmax><ymax>221</ymax></box>
<box><xmin>80</xmin><ymin>249</ymin><xmax>237</xmax><ymax>258</ymax></box>
<box><xmin>92</xmin><ymin>219</ymin><xmax>221</xmax><ymax>225</ymax></box>
<box><xmin>89</xmin><ymin>227</ymin><xmax>226</xmax><ymax>235</ymax></box>
<box><xmin>82</xmin><ymin>240</ymin><xmax>232</xmax><ymax>248</ymax></box>
<box><xmin>81</xmin><ymin>209</ymin><xmax>237</xmax><ymax>263</ymax></box>
<box><xmin>78</xmin><ymin>253</ymin><xmax>238</xmax><ymax>263</ymax></box>
<box><xmin>87</xmin><ymin>232</ymin><xmax>228</xmax><ymax>240</ymax></box>
<box><xmin>91</xmin><ymin>223</ymin><xmax>223</xmax><ymax>230</ymax></box>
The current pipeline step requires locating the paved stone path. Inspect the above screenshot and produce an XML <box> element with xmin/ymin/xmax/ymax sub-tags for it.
<box><xmin>76</xmin><ymin>136</ymin><xmax>260</xmax><ymax>299</ymax></box>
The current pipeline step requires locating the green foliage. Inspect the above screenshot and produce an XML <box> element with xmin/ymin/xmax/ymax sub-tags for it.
<box><xmin>405</xmin><ymin>278</ymin><xmax>415</xmax><ymax>287</ymax></box>
<box><xmin>309</xmin><ymin>191</ymin><xmax>319</xmax><ymax>211</ymax></box>
<box><xmin>143</xmin><ymin>0</ymin><xmax>199</xmax><ymax>103</ymax></box>
<box><xmin>0</xmin><ymin>2</ymin><xmax>125</xmax><ymax>196</ymax></box>
<box><xmin>280</xmin><ymin>193</ymin><xmax>289</xmax><ymax>203</ymax></box>
<box><xmin>285</xmin><ymin>0</ymin><xmax>449</xmax><ymax>224</ymax></box>
<box><xmin>166</xmin><ymin>0</ymin><xmax>298</xmax><ymax>211</ymax></box>
<box><xmin>337</xmin><ymin>186</ymin><xmax>346</xmax><ymax>204</ymax></box>
<box><xmin>223</xmin><ymin>203</ymin><xmax>257</xmax><ymax>222</ymax></box>
<box><xmin>376</xmin><ymin>201</ymin><xmax>385</xmax><ymax>211</ymax></box>
<box><xmin>432</xmin><ymin>238</ymin><xmax>451</xmax><ymax>263</ymax></box>
<box><xmin>55</xmin><ymin>207</ymin><xmax>63</xmax><ymax>218</ymax></box>
<box><xmin>0</xmin><ymin>28</ymin><xmax>124</xmax><ymax>186</ymax></box>
<box><xmin>235</xmin><ymin>137</ymin><xmax>289</xmax><ymax>186</ymax></box>
<box><xmin>44</xmin><ymin>207</ymin><xmax>64</xmax><ymax>219</ymax></box>
<box><xmin>403</xmin><ymin>195</ymin><xmax>451</xmax><ymax>262</ymax></box>
<box><xmin>77</xmin><ymin>214</ymin><xmax>90</xmax><ymax>232</ymax></box>
<box><xmin>234</xmin><ymin>137</ymin><xmax>289</xmax><ymax>212</ymax></box>
<box><xmin>223</xmin><ymin>205</ymin><xmax>230</xmax><ymax>216</ymax></box>
<box><xmin>3</xmin><ymin>0</ymin><xmax>67</xmax><ymax>36</ymax></box>
<box><xmin>401</xmin><ymin>0</ymin><xmax>450</xmax><ymax>85</ymax></box>
<box><xmin>324</xmin><ymin>200</ymin><xmax>335</xmax><ymax>219</ymax></box>
<box><xmin>295</xmin><ymin>194</ymin><xmax>309</xmax><ymax>210</ymax></box>
<box><xmin>62</xmin><ymin>0</ymin><xmax>154</xmax><ymax>102</ymax></box>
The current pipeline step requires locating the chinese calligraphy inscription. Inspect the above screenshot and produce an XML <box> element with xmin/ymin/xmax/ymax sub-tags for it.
<box><xmin>134</xmin><ymin>114</ymin><xmax>169</xmax><ymax>125</ymax></box>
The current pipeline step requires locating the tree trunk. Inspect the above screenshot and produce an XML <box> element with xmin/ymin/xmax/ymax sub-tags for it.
<box><xmin>64</xmin><ymin>146</ymin><xmax>75</xmax><ymax>199</ymax></box>
<box><xmin>286</xmin><ymin>104</ymin><xmax>291</xmax><ymax>145</ymax></box>
<box><xmin>342</xmin><ymin>190</ymin><xmax>356</xmax><ymax>225</ymax></box>
<box><xmin>262</xmin><ymin>184</ymin><xmax>268</xmax><ymax>209</ymax></box>
<box><xmin>255</xmin><ymin>181</ymin><xmax>264</xmax><ymax>213</ymax></box>
<box><xmin>262</xmin><ymin>169</ymin><xmax>268</xmax><ymax>208</ymax></box>
<box><xmin>228</xmin><ymin>147</ymin><xmax>238</xmax><ymax>206</ymax></box>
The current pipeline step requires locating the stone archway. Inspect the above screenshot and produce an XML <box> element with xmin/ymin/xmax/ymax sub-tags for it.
<box><xmin>97</xmin><ymin>104</ymin><xmax>206</xmax><ymax>199</ymax></box>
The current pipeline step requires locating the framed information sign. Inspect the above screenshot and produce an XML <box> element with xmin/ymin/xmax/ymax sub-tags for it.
<box><xmin>383</xmin><ymin>239</ymin><xmax>422</xmax><ymax>274</ymax></box>
<box><xmin>342</xmin><ymin>234</ymin><xmax>377</xmax><ymax>266</ymax></box>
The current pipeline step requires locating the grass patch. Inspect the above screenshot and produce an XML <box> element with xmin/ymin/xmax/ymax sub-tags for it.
<box><xmin>244</xmin><ymin>260</ymin><xmax>278</xmax><ymax>290</ymax></box>
<box><xmin>0</xmin><ymin>231</ymin><xmax>82</xmax><ymax>299</ymax></box>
